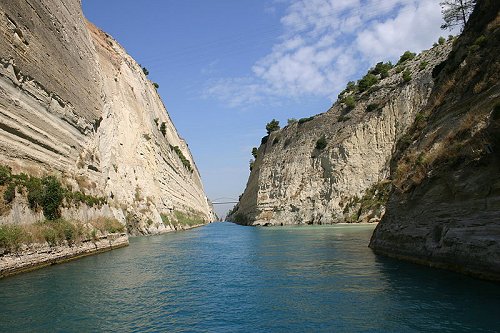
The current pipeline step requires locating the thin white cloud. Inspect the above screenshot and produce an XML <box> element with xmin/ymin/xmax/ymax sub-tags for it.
<box><xmin>205</xmin><ymin>0</ymin><xmax>450</xmax><ymax>107</ymax></box>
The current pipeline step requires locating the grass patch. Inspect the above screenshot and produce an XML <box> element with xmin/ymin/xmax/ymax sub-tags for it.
<box><xmin>0</xmin><ymin>217</ymin><xmax>125</xmax><ymax>253</ymax></box>
<box><xmin>174</xmin><ymin>211</ymin><xmax>205</xmax><ymax>227</ymax></box>
<box><xmin>90</xmin><ymin>217</ymin><xmax>125</xmax><ymax>234</ymax></box>
<box><xmin>0</xmin><ymin>224</ymin><xmax>26</xmax><ymax>252</ymax></box>
<box><xmin>170</xmin><ymin>145</ymin><xmax>193</xmax><ymax>172</ymax></box>
<box><xmin>160</xmin><ymin>214</ymin><xmax>169</xmax><ymax>225</ymax></box>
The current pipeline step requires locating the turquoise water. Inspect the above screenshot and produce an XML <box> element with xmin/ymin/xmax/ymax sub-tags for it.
<box><xmin>0</xmin><ymin>222</ymin><xmax>499</xmax><ymax>332</ymax></box>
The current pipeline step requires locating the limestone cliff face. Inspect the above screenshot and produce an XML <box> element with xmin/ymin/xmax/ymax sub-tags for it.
<box><xmin>230</xmin><ymin>41</ymin><xmax>452</xmax><ymax>226</ymax></box>
<box><xmin>0</xmin><ymin>0</ymin><xmax>213</xmax><ymax>234</ymax></box>
<box><xmin>370</xmin><ymin>0</ymin><xmax>500</xmax><ymax>280</ymax></box>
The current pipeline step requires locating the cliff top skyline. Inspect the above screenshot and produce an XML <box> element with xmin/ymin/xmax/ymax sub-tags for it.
<box><xmin>82</xmin><ymin>0</ymin><xmax>456</xmax><ymax>217</ymax></box>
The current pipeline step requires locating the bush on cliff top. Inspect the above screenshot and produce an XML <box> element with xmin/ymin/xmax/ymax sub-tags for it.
<box><xmin>266</xmin><ymin>119</ymin><xmax>280</xmax><ymax>134</ymax></box>
<box><xmin>397</xmin><ymin>51</ymin><xmax>416</xmax><ymax>65</ymax></box>
<box><xmin>358</xmin><ymin>73</ymin><xmax>379</xmax><ymax>92</ymax></box>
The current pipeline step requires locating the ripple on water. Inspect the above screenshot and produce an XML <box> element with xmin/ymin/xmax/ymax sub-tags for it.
<box><xmin>0</xmin><ymin>222</ymin><xmax>499</xmax><ymax>332</ymax></box>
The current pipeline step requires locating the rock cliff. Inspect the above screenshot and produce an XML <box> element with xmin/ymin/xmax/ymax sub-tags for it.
<box><xmin>0</xmin><ymin>0</ymin><xmax>213</xmax><ymax>235</ymax></box>
<box><xmin>229</xmin><ymin>37</ymin><xmax>452</xmax><ymax>226</ymax></box>
<box><xmin>370</xmin><ymin>0</ymin><xmax>500</xmax><ymax>280</ymax></box>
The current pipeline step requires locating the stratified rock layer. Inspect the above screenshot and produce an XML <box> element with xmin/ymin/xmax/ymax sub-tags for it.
<box><xmin>0</xmin><ymin>0</ymin><xmax>213</xmax><ymax>233</ymax></box>
<box><xmin>230</xmin><ymin>41</ymin><xmax>452</xmax><ymax>226</ymax></box>
<box><xmin>370</xmin><ymin>0</ymin><xmax>500</xmax><ymax>280</ymax></box>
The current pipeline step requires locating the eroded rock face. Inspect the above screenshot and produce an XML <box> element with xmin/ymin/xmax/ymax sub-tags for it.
<box><xmin>230</xmin><ymin>42</ymin><xmax>452</xmax><ymax>226</ymax></box>
<box><xmin>370</xmin><ymin>0</ymin><xmax>500</xmax><ymax>280</ymax></box>
<box><xmin>0</xmin><ymin>0</ymin><xmax>213</xmax><ymax>233</ymax></box>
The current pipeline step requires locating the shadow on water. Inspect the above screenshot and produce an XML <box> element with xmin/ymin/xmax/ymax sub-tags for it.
<box><xmin>371</xmin><ymin>254</ymin><xmax>500</xmax><ymax>332</ymax></box>
<box><xmin>0</xmin><ymin>222</ymin><xmax>499</xmax><ymax>333</ymax></box>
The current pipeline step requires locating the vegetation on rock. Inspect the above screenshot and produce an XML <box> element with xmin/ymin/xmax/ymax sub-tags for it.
<box><xmin>0</xmin><ymin>217</ymin><xmax>124</xmax><ymax>253</ymax></box>
<box><xmin>0</xmin><ymin>165</ymin><xmax>107</xmax><ymax>220</ymax></box>
<box><xmin>160</xmin><ymin>122</ymin><xmax>167</xmax><ymax>136</ymax></box>
<box><xmin>315</xmin><ymin>136</ymin><xmax>327</xmax><ymax>150</ymax></box>
<box><xmin>266</xmin><ymin>119</ymin><xmax>280</xmax><ymax>134</ymax></box>
<box><xmin>397</xmin><ymin>51</ymin><xmax>416</xmax><ymax>65</ymax></box>
<box><xmin>170</xmin><ymin>145</ymin><xmax>193</xmax><ymax>172</ymax></box>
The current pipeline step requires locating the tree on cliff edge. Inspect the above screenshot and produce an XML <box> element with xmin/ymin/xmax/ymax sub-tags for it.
<box><xmin>266</xmin><ymin>119</ymin><xmax>280</xmax><ymax>134</ymax></box>
<box><xmin>440</xmin><ymin>0</ymin><xmax>476</xmax><ymax>31</ymax></box>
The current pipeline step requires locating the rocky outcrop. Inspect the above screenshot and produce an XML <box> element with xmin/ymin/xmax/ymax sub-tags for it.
<box><xmin>0</xmin><ymin>0</ymin><xmax>213</xmax><ymax>234</ymax></box>
<box><xmin>229</xmin><ymin>40</ymin><xmax>452</xmax><ymax>226</ymax></box>
<box><xmin>370</xmin><ymin>0</ymin><xmax>500</xmax><ymax>280</ymax></box>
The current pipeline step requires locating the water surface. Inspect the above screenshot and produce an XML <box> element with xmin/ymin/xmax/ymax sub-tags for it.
<box><xmin>0</xmin><ymin>222</ymin><xmax>499</xmax><ymax>332</ymax></box>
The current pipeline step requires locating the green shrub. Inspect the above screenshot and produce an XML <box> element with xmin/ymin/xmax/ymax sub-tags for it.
<box><xmin>287</xmin><ymin>118</ymin><xmax>297</xmax><ymax>125</ymax></box>
<box><xmin>419</xmin><ymin>61</ymin><xmax>428</xmax><ymax>70</ymax></box>
<box><xmin>402</xmin><ymin>70</ymin><xmax>412</xmax><ymax>83</ymax></box>
<box><xmin>370</xmin><ymin>61</ymin><xmax>393</xmax><ymax>79</ymax></box>
<box><xmin>170</xmin><ymin>145</ymin><xmax>193</xmax><ymax>172</ymax></box>
<box><xmin>438</xmin><ymin>36</ymin><xmax>446</xmax><ymax>45</ymax></box>
<box><xmin>395</xmin><ymin>66</ymin><xmax>405</xmax><ymax>74</ymax></box>
<box><xmin>41</xmin><ymin>176</ymin><xmax>64</xmax><ymax>220</ymax></box>
<box><xmin>366</xmin><ymin>103</ymin><xmax>379</xmax><ymax>112</ymax></box>
<box><xmin>251</xmin><ymin>147</ymin><xmax>258</xmax><ymax>158</ymax></box>
<box><xmin>160</xmin><ymin>122</ymin><xmax>167</xmax><ymax>137</ymax></box>
<box><xmin>261</xmin><ymin>135</ymin><xmax>269</xmax><ymax>145</ymax></box>
<box><xmin>315</xmin><ymin>136</ymin><xmax>327</xmax><ymax>150</ymax></box>
<box><xmin>343</xmin><ymin>95</ymin><xmax>356</xmax><ymax>109</ymax></box>
<box><xmin>3</xmin><ymin>183</ymin><xmax>16</xmax><ymax>203</ymax></box>
<box><xmin>338</xmin><ymin>81</ymin><xmax>357</xmax><ymax>99</ymax></box>
<box><xmin>26</xmin><ymin>177</ymin><xmax>43</xmax><ymax>210</ymax></box>
<box><xmin>397</xmin><ymin>51</ymin><xmax>416</xmax><ymax>65</ymax></box>
<box><xmin>0</xmin><ymin>165</ymin><xmax>12</xmax><ymax>185</ymax></box>
<box><xmin>298</xmin><ymin>116</ymin><xmax>315</xmax><ymax>124</ymax></box>
<box><xmin>266</xmin><ymin>119</ymin><xmax>280</xmax><ymax>134</ymax></box>
<box><xmin>153</xmin><ymin>82</ymin><xmax>159</xmax><ymax>89</ymax></box>
<box><xmin>142</xmin><ymin>67</ymin><xmax>149</xmax><ymax>76</ymax></box>
<box><xmin>358</xmin><ymin>73</ymin><xmax>378</xmax><ymax>92</ymax></box>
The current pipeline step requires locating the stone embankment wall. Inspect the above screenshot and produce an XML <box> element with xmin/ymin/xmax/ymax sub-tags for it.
<box><xmin>1</xmin><ymin>233</ymin><xmax>128</xmax><ymax>278</ymax></box>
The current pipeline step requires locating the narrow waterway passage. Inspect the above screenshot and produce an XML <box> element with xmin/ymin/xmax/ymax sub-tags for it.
<box><xmin>0</xmin><ymin>223</ymin><xmax>499</xmax><ymax>332</ymax></box>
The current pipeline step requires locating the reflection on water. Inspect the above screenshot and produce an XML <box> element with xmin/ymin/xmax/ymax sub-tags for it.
<box><xmin>0</xmin><ymin>223</ymin><xmax>499</xmax><ymax>332</ymax></box>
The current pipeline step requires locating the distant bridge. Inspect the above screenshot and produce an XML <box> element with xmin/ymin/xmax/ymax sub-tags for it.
<box><xmin>211</xmin><ymin>198</ymin><xmax>239</xmax><ymax>205</ymax></box>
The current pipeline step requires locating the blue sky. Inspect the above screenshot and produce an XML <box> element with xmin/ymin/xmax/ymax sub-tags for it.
<box><xmin>82</xmin><ymin>0</ymin><xmax>448</xmax><ymax>218</ymax></box>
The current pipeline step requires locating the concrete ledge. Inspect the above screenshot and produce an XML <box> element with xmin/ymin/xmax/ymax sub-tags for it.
<box><xmin>0</xmin><ymin>234</ymin><xmax>129</xmax><ymax>279</ymax></box>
